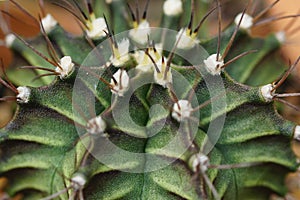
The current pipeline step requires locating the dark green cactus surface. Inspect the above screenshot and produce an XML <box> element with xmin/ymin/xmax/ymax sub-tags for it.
<box><xmin>0</xmin><ymin>0</ymin><xmax>299</xmax><ymax>199</ymax></box>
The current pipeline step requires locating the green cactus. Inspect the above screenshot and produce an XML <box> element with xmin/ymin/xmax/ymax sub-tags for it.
<box><xmin>0</xmin><ymin>0</ymin><xmax>300</xmax><ymax>199</ymax></box>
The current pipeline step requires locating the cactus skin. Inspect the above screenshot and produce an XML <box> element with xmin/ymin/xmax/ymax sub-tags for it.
<box><xmin>0</xmin><ymin>0</ymin><xmax>299</xmax><ymax>200</ymax></box>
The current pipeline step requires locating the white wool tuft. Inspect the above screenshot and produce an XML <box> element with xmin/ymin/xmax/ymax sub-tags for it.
<box><xmin>129</xmin><ymin>20</ymin><xmax>151</xmax><ymax>45</ymax></box>
<box><xmin>16</xmin><ymin>86</ymin><xmax>31</xmax><ymax>104</ymax></box>
<box><xmin>86</xmin><ymin>17</ymin><xmax>108</xmax><ymax>39</ymax></box>
<box><xmin>234</xmin><ymin>13</ymin><xmax>253</xmax><ymax>30</ymax></box>
<box><xmin>110</xmin><ymin>69</ymin><xmax>130</xmax><ymax>96</ymax></box>
<box><xmin>163</xmin><ymin>0</ymin><xmax>183</xmax><ymax>16</ymax></box>
<box><xmin>176</xmin><ymin>28</ymin><xmax>199</xmax><ymax>49</ymax></box>
<box><xmin>86</xmin><ymin>116</ymin><xmax>106</xmax><ymax>135</ymax></box>
<box><xmin>260</xmin><ymin>84</ymin><xmax>275</xmax><ymax>102</ymax></box>
<box><xmin>172</xmin><ymin>100</ymin><xmax>193</xmax><ymax>122</ymax></box>
<box><xmin>41</xmin><ymin>14</ymin><xmax>58</xmax><ymax>33</ymax></box>
<box><xmin>204</xmin><ymin>54</ymin><xmax>224</xmax><ymax>75</ymax></box>
<box><xmin>56</xmin><ymin>56</ymin><xmax>75</xmax><ymax>79</ymax></box>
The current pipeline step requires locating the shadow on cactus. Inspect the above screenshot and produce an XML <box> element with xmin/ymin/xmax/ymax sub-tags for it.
<box><xmin>0</xmin><ymin>0</ymin><xmax>300</xmax><ymax>199</ymax></box>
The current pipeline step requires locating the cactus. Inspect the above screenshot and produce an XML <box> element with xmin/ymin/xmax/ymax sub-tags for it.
<box><xmin>0</xmin><ymin>0</ymin><xmax>300</xmax><ymax>199</ymax></box>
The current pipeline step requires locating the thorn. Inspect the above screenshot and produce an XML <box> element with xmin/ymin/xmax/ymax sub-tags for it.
<box><xmin>274</xmin><ymin>97</ymin><xmax>300</xmax><ymax>112</ymax></box>
<box><xmin>201</xmin><ymin>170</ymin><xmax>220</xmax><ymax>200</ymax></box>
<box><xmin>283</xmin><ymin>8</ymin><xmax>300</xmax><ymax>32</ymax></box>
<box><xmin>31</xmin><ymin>73</ymin><xmax>59</xmax><ymax>82</ymax></box>
<box><xmin>38</xmin><ymin>15</ymin><xmax>60</xmax><ymax>64</ymax></box>
<box><xmin>20</xmin><ymin>66</ymin><xmax>57</xmax><ymax>73</ymax></box>
<box><xmin>0</xmin><ymin>96</ymin><xmax>18</xmax><ymax>102</ymax></box>
<box><xmin>0</xmin><ymin>10</ymin><xmax>36</xmax><ymax>28</ymax></box>
<box><xmin>82</xmin><ymin>67</ymin><xmax>115</xmax><ymax>89</ymax></box>
<box><xmin>274</xmin><ymin>93</ymin><xmax>300</xmax><ymax>98</ymax></box>
<box><xmin>70</xmin><ymin>0</ymin><xmax>89</xmax><ymax>20</ymax></box>
<box><xmin>193</xmin><ymin>6</ymin><xmax>218</xmax><ymax>34</ymax></box>
<box><xmin>249</xmin><ymin>0</ymin><xmax>258</xmax><ymax>15</ymax></box>
<box><xmin>135</xmin><ymin>0</ymin><xmax>140</xmax><ymax>23</ymax></box>
<box><xmin>0</xmin><ymin>10</ymin><xmax>10</xmax><ymax>34</ymax></box>
<box><xmin>222</xmin><ymin>4</ymin><xmax>250</xmax><ymax>60</ymax></box>
<box><xmin>147</xmin><ymin>34</ymin><xmax>151</xmax><ymax>47</ymax></box>
<box><xmin>144</xmin><ymin>48</ymin><xmax>160</xmax><ymax>73</ymax></box>
<box><xmin>12</xmin><ymin>33</ymin><xmax>59</xmax><ymax>69</ymax></box>
<box><xmin>127</xmin><ymin>3</ymin><xmax>136</xmax><ymax>23</ymax></box>
<box><xmin>0</xmin><ymin>58</ymin><xmax>17</xmax><ymax>93</ymax></box>
<box><xmin>40</xmin><ymin>186</ymin><xmax>73</xmax><ymax>200</ymax></box>
<box><xmin>221</xmin><ymin>50</ymin><xmax>257</xmax><ymax>69</ymax></box>
<box><xmin>52</xmin><ymin>1</ymin><xmax>88</xmax><ymax>29</ymax></box>
<box><xmin>272</xmin><ymin>56</ymin><xmax>300</xmax><ymax>91</ymax></box>
<box><xmin>216</xmin><ymin>0</ymin><xmax>222</xmax><ymax>61</ymax></box>
<box><xmin>111</xmin><ymin>29</ymin><xmax>118</xmax><ymax>48</ymax></box>
<box><xmin>188</xmin><ymin>9</ymin><xmax>194</xmax><ymax>35</ymax></box>
<box><xmin>142</xmin><ymin>0</ymin><xmax>150</xmax><ymax>20</ymax></box>
<box><xmin>103</xmin><ymin>14</ymin><xmax>117</xmax><ymax>48</ymax></box>
<box><xmin>9</xmin><ymin>0</ymin><xmax>39</xmax><ymax>25</ymax></box>
<box><xmin>86</xmin><ymin>0</ymin><xmax>94</xmax><ymax>15</ymax></box>
<box><xmin>165</xmin><ymin>27</ymin><xmax>185</xmax><ymax>79</ymax></box>
<box><xmin>187</xmin><ymin>76</ymin><xmax>201</xmax><ymax>102</ymax></box>
<box><xmin>168</xmin><ymin>84</ymin><xmax>179</xmax><ymax>103</ymax></box>
<box><xmin>254</xmin><ymin>14</ymin><xmax>300</xmax><ymax>27</ymax></box>
<box><xmin>0</xmin><ymin>77</ymin><xmax>17</xmax><ymax>95</ymax></box>
<box><xmin>38</xmin><ymin>0</ymin><xmax>46</xmax><ymax>18</ymax></box>
<box><xmin>209</xmin><ymin>161</ymin><xmax>262</xmax><ymax>169</ymax></box>
<box><xmin>119</xmin><ymin>69</ymin><xmax>123</xmax><ymax>89</ymax></box>
<box><xmin>192</xmin><ymin>92</ymin><xmax>226</xmax><ymax>112</ymax></box>
<box><xmin>79</xmin><ymin>139</ymin><xmax>95</xmax><ymax>166</ymax></box>
<box><xmin>252</xmin><ymin>0</ymin><xmax>280</xmax><ymax>23</ymax></box>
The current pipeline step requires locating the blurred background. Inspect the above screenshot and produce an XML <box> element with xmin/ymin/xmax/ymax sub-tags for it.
<box><xmin>0</xmin><ymin>0</ymin><xmax>299</xmax><ymax>199</ymax></box>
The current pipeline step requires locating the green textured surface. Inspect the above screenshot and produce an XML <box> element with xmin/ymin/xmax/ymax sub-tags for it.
<box><xmin>0</xmin><ymin>0</ymin><xmax>299</xmax><ymax>200</ymax></box>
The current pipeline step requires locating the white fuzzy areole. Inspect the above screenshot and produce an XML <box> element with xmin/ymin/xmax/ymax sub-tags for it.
<box><xmin>56</xmin><ymin>56</ymin><xmax>75</xmax><ymax>79</ymax></box>
<box><xmin>204</xmin><ymin>54</ymin><xmax>224</xmax><ymax>75</ymax></box>
<box><xmin>163</xmin><ymin>0</ymin><xmax>183</xmax><ymax>16</ymax></box>
<box><xmin>41</xmin><ymin>14</ymin><xmax>58</xmax><ymax>33</ymax></box>
<box><xmin>294</xmin><ymin>126</ymin><xmax>300</xmax><ymax>141</ymax></box>
<box><xmin>154</xmin><ymin>58</ymin><xmax>172</xmax><ymax>87</ymax></box>
<box><xmin>16</xmin><ymin>86</ymin><xmax>31</xmax><ymax>104</ymax></box>
<box><xmin>172</xmin><ymin>100</ymin><xmax>193</xmax><ymax>122</ymax></box>
<box><xmin>110</xmin><ymin>38</ymin><xmax>130</xmax><ymax>67</ymax></box>
<box><xmin>275</xmin><ymin>31</ymin><xmax>286</xmax><ymax>44</ymax></box>
<box><xmin>176</xmin><ymin>28</ymin><xmax>199</xmax><ymax>50</ymax></box>
<box><xmin>190</xmin><ymin>153</ymin><xmax>209</xmax><ymax>173</ymax></box>
<box><xmin>134</xmin><ymin>50</ymin><xmax>154</xmax><ymax>72</ymax></box>
<box><xmin>71</xmin><ymin>173</ymin><xmax>86</xmax><ymax>189</ymax></box>
<box><xmin>105</xmin><ymin>0</ymin><xmax>117</xmax><ymax>4</ymax></box>
<box><xmin>135</xmin><ymin>44</ymin><xmax>163</xmax><ymax>72</ymax></box>
<box><xmin>5</xmin><ymin>34</ymin><xmax>16</xmax><ymax>47</ymax></box>
<box><xmin>110</xmin><ymin>69</ymin><xmax>130</xmax><ymax>96</ymax></box>
<box><xmin>86</xmin><ymin>17</ymin><xmax>108</xmax><ymax>39</ymax></box>
<box><xmin>86</xmin><ymin>116</ymin><xmax>106</xmax><ymax>135</ymax></box>
<box><xmin>234</xmin><ymin>13</ymin><xmax>253</xmax><ymax>30</ymax></box>
<box><xmin>129</xmin><ymin>20</ymin><xmax>151</xmax><ymax>45</ymax></box>
<box><xmin>260</xmin><ymin>84</ymin><xmax>275</xmax><ymax>102</ymax></box>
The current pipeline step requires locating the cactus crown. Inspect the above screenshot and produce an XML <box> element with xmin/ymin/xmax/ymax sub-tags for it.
<box><xmin>0</xmin><ymin>0</ymin><xmax>300</xmax><ymax>199</ymax></box>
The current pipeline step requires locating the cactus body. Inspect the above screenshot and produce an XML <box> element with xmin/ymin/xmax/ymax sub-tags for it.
<box><xmin>0</xmin><ymin>0</ymin><xmax>299</xmax><ymax>199</ymax></box>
